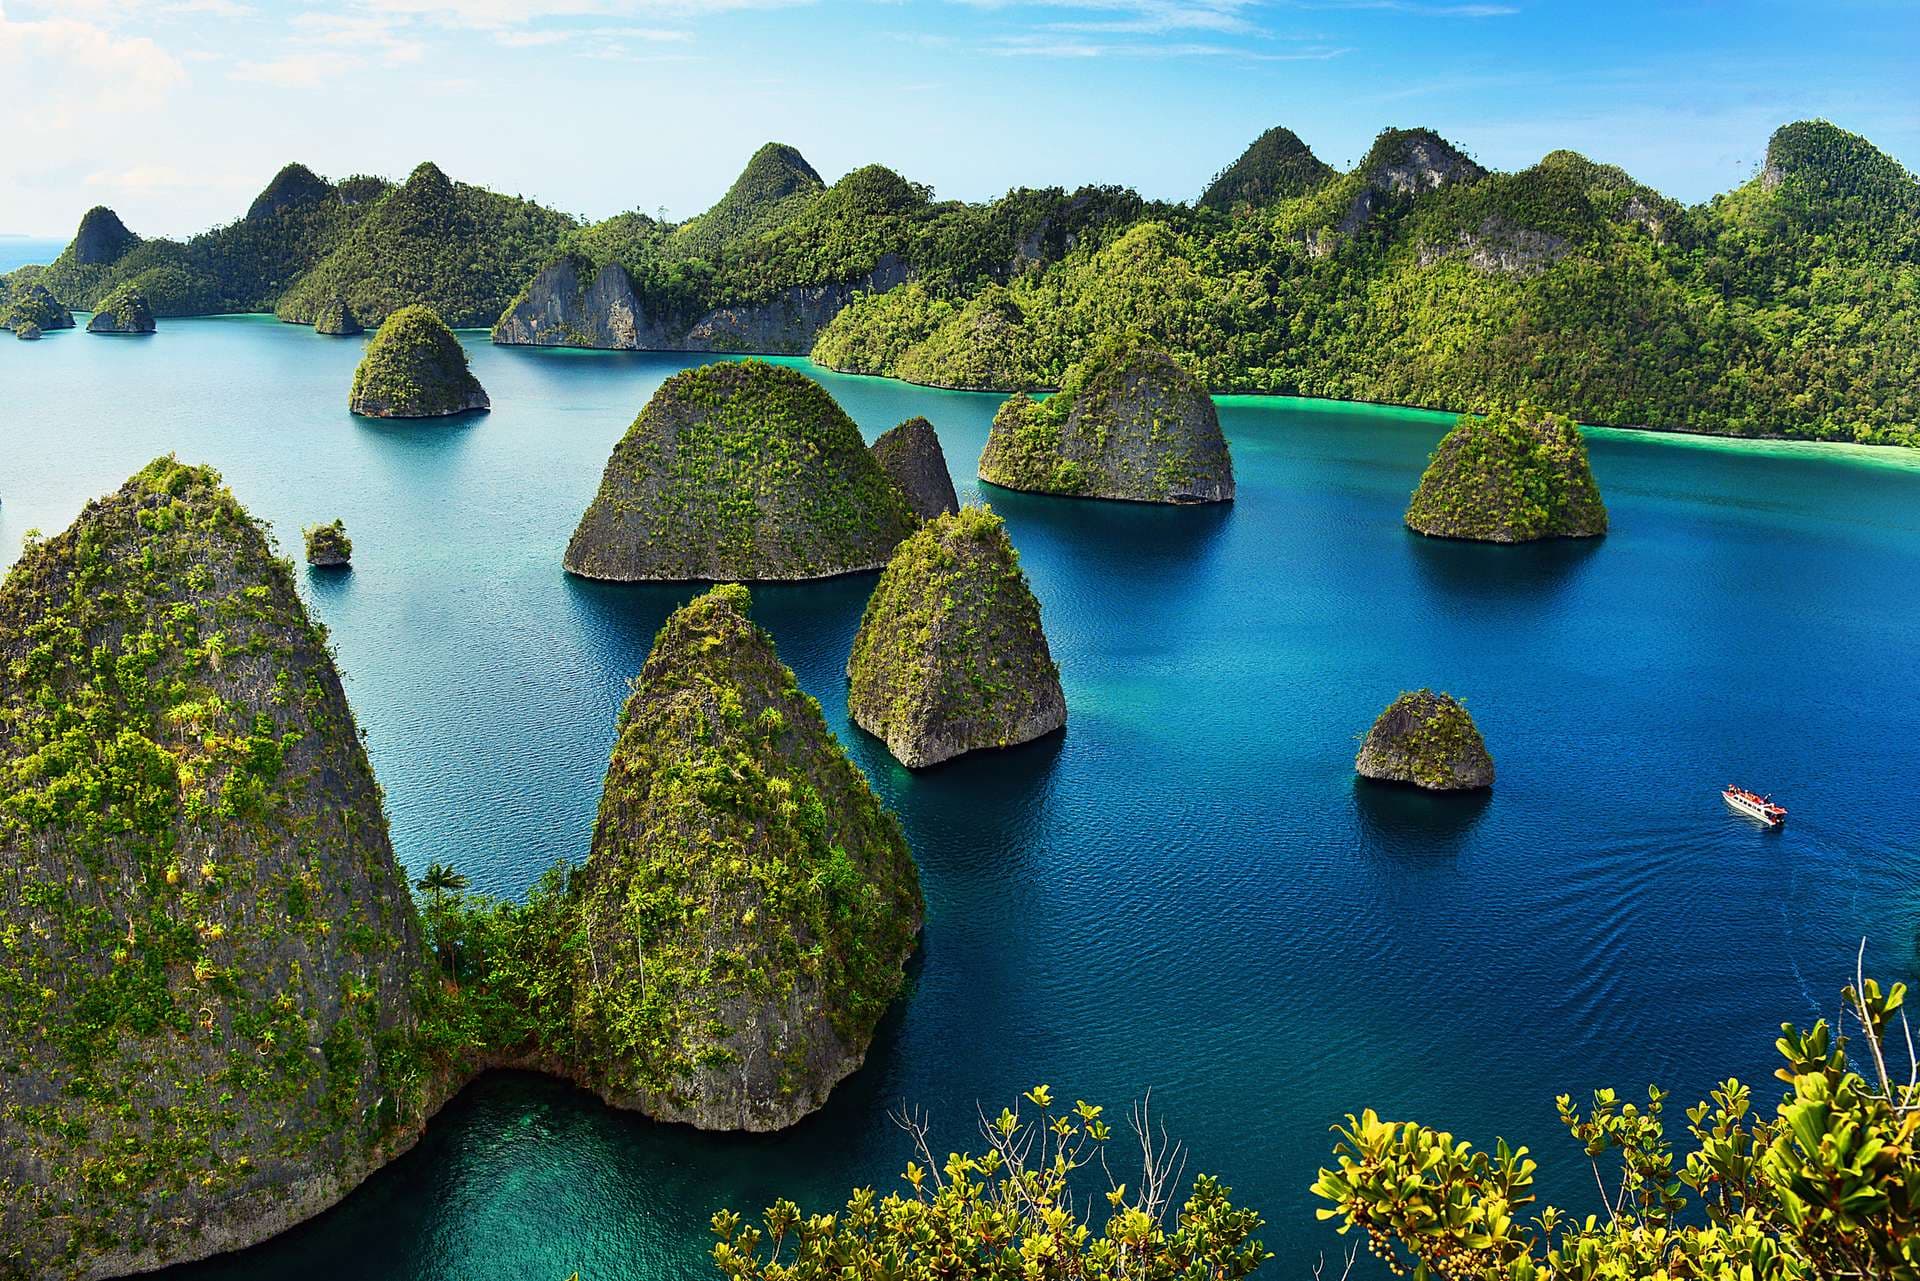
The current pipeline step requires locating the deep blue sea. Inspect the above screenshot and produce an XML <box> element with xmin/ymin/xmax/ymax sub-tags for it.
<box><xmin>4</xmin><ymin>316</ymin><xmax>1918</xmax><ymax>1281</ymax></box>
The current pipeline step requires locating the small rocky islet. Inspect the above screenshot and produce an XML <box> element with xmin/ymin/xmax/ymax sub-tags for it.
<box><xmin>869</xmin><ymin>416</ymin><xmax>960</xmax><ymax>521</ymax></box>
<box><xmin>564</xmin><ymin>360</ymin><xmax>917</xmax><ymax>582</ymax></box>
<box><xmin>1405</xmin><ymin>405</ymin><xmax>1608</xmax><ymax>542</ymax></box>
<box><xmin>978</xmin><ymin>337</ymin><xmax>1235</xmax><ymax>504</ymax></box>
<box><xmin>304</xmin><ymin>518</ymin><xmax>353</xmax><ymax>566</ymax></box>
<box><xmin>848</xmin><ymin>505</ymin><xmax>1065</xmax><ymax>769</ymax></box>
<box><xmin>1354</xmin><ymin>689</ymin><xmax>1495</xmax><ymax>791</ymax></box>
<box><xmin>347</xmin><ymin>304</ymin><xmax>488</xmax><ymax>418</ymax></box>
<box><xmin>2</xmin><ymin>282</ymin><xmax>75</xmax><ymax>335</ymax></box>
<box><xmin>85</xmin><ymin>284</ymin><xmax>155</xmax><ymax>334</ymax></box>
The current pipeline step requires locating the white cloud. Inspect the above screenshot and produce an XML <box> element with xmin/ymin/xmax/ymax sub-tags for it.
<box><xmin>0</xmin><ymin>4</ymin><xmax>188</xmax><ymax>110</ymax></box>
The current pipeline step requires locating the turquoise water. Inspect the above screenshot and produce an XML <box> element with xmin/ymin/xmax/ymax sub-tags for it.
<box><xmin>0</xmin><ymin>238</ymin><xmax>63</xmax><ymax>276</ymax></box>
<box><xmin>4</xmin><ymin>316</ymin><xmax>1919</xmax><ymax>1280</ymax></box>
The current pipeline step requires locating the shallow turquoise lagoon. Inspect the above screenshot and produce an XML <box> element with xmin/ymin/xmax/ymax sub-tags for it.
<box><xmin>4</xmin><ymin>316</ymin><xmax>1919</xmax><ymax>1279</ymax></box>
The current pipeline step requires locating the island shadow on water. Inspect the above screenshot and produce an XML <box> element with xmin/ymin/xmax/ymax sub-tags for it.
<box><xmin>980</xmin><ymin>486</ymin><xmax>1233</xmax><ymax>579</ymax></box>
<box><xmin>1352</xmin><ymin>775</ymin><xmax>1492</xmax><ymax>860</ymax></box>
<box><xmin>1403</xmin><ymin>529</ymin><xmax>1603</xmax><ymax>603</ymax></box>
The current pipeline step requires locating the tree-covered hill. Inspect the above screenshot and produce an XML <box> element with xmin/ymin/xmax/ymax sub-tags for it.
<box><xmin>274</xmin><ymin>162</ymin><xmax>577</xmax><ymax>327</ymax></box>
<box><xmin>814</xmin><ymin>119</ymin><xmax>1920</xmax><ymax>446</ymax></box>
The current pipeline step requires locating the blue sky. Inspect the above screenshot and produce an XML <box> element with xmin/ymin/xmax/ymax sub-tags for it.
<box><xmin>2</xmin><ymin>0</ymin><xmax>1916</xmax><ymax>238</ymax></box>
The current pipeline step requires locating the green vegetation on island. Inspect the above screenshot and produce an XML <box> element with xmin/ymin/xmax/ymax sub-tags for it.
<box><xmin>85</xmin><ymin>284</ymin><xmax>155</xmax><ymax>334</ymax></box>
<box><xmin>277</xmin><ymin>163</ymin><xmax>575</xmax><ymax>328</ymax></box>
<box><xmin>868</xmin><ymin>417</ymin><xmax>959</xmax><ymax>521</ymax></box>
<box><xmin>714</xmin><ymin>1083</ymin><xmax>1268</xmax><ymax>1281</ymax></box>
<box><xmin>567</xmin><ymin>585</ymin><xmax>922</xmax><ymax>1127</ymax></box>
<box><xmin>813</xmin><ymin>120</ymin><xmax>1920</xmax><ymax>447</ymax></box>
<box><xmin>1354</xmin><ymin>689</ymin><xmax>1494</xmax><ymax>791</ymax></box>
<box><xmin>565</xmin><ymin>361</ymin><xmax>916</xmax><ymax>581</ymax></box>
<box><xmin>1315</xmin><ymin>973</ymin><xmax>1920</xmax><ymax>1281</ymax></box>
<box><xmin>394</xmin><ymin>587</ymin><xmax>923</xmax><ymax>1131</ymax></box>
<box><xmin>978</xmin><ymin>337</ymin><xmax>1235</xmax><ymax>503</ymax></box>
<box><xmin>0</xmin><ymin>459</ymin><xmax>430</xmax><ymax>1279</ymax></box>
<box><xmin>1405</xmin><ymin>405</ymin><xmax>1608</xmax><ymax>542</ymax></box>
<box><xmin>304</xmin><ymin>519</ymin><xmax>352</xmax><ymax>567</ymax></box>
<box><xmin>848</xmin><ymin>506</ymin><xmax>1066</xmax><ymax>769</ymax></box>
<box><xmin>314</xmin><ymin>295</ymin><xmax>363</xmax><ymax>336</ymax></box>
<box><xmin>347</xmin><ymin>305</ymin><xmax>489</xmax><ymax>418</ymax></box>
<box><xmin>2</xmin><ymin>282</ymin><xmax>74</xmax><ymax>334</ymax></box>
<box><xmin>1199</xmin><ymin>125</ymin><xmax>1336</xmax><ymax>212</ymax></box>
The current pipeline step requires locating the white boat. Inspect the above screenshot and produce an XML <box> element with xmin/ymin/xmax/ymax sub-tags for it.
<box><xmin>1723</xmin><ymin>785</ymin><xmax>1786</xmax><ymax>827</ymax></box>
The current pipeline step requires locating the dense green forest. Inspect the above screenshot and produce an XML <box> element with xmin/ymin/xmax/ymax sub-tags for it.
<box><xmin>8</xmin><ymin>120</ymin><xmax>1916</xmax><ymax>442</ymax></box>
<box><xmin>818</xmin><ymin>120</ymin><xmax>1920</xmax><ymax>445</ymax></box>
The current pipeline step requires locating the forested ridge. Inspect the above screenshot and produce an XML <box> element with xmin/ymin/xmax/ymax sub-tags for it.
<box><xmin>7</xmin><ymin>118</ymin><xmax>1915</xmax><ymax>443</ymax></box>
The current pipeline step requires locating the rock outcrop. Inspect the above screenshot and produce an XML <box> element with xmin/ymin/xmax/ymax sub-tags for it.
<box><xmin>1337</xmin><ymin>128</ymin><xmax>1486</xmax><ymax>234</ymax></box>
<box><xmin>870</xmin><ymin>417</ymin><xmax>959</xmax><ymax>521</ymax></box>
<box><xmin>3</xmin><ymin>282</ymin><xmax>75</xmax><ymax>333</ymax></box>
<box><xmin>1354</xmin><ymin>690</ymin><xmax>1494</xmax><ymax>791</ymax></box>
<box><xmin>1405</xmin><ymin>405</ymin><xmax>1607</xmax><ymax>542</ymax></box>
<box><xmin>0</xmin><ymin>458</ymin><xmax>430</xmax><ymax>1280</ymax></box>
<box><xmin>566</xmin><ymin>584</ymin><xmax>922</xmax><ymax>1129</ymax></box>
<box><xmin>348</xmin><ymin>305</ymin><xmax>488</xmax><ymax>417</ymax></box>
<box><xmin>1200</xmin><ymin>125</ymin><xmax>1335</xmax><ymax>211</ymax></box>
<box><xmin>314</xmin><ymin>294</ymin><xmax>363</xmax><ymax>336</ymax></box>
<box><xmin>565</xmin><ymin>361</ymin><xmax>916</xmax><ymax>582</ymax></box>
<box><xmin>978</xmin><ymin>338</ymin><xmax>1234</xmax><ymax>504</ymax></box>
<box><xmin>848</xmin><ymin>506</ymin><xmax>1065</xmax><ymax>768</ymax></box>
<box><xmin>72</xmin><ymin>206</ymin><xmax>138</xmax><ymax>266</ymax></box>
<box><xmin>304</xmin><ymin>519</ymin><xmax>353</xmax><ymax>567</ymax></box>
<box><xmin>14</xmin><ymin>322</ymin><xmax>41</xmax><ymax>341</ymax></box>
<box><xmin>491</xmin><ymin>254</ymin><xmax>909</xmax><ymax>355</ymax></box>
<box><xmin>85</xmin><ymin>285</ymin><xmax>155</xmax><ymax>334</ymax></box>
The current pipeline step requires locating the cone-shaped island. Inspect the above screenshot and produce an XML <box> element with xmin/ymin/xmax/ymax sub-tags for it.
<box><xmin>314</xmin><ymin>294</ymin><xmax>363</xmax><ymax>336</ymax></box>
<box><xmin>870</xmin><ymin>417</ymin><xmax>959</xmax><ymax>521</ymax></box>
<box><xmin>1405</xmin><ymin>405</ymin><xmax>1607</xmax><ymax>542</ymax></box>
<box><xmin>86</xmin><ymin>284</ymin><xmax>155</xmax><ymax>334</ymax></box>
<box><xmin>565</xmin><ymin>361</ymin><xmax>916</xmax><ymax>581</ymax></box>
<box><xmin>979</xmin><ymin>336</ymin><xmax>1234</xmax><ymax>504</ymax></box>
<box><xmin>568</xmin><ymin>584</ymin><xmax>923</xmax><ymax>1128</ymax></box>
<box><xmin>0</xmin><ymin>458</ymin><xmax>429</xmax><ymax>1278</ymax></box>
<box><xmin>1354</xmin><ymin>689</ymin><xmax>1494</xmax><ymax>791</ymax></box>
<box><xmin>347</xmin><ymin>304</ymin><xmax>488</xmax><ymax>417</ymax></box>
<box><xmin>848</xmin><ymin>506</ymin><xmax>1065</xmax><ymax>768</ymax></box>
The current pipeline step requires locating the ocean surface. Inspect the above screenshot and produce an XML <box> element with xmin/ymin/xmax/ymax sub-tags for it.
<box><xmin>0</xmin><ymin>237</ymin><xmax>64</xmax><ymax>276</ymax></box>
<box><xmin>4</xmin><ymin>315</ymin><xmax>1918</xmax><ymax>1281</ymax></box>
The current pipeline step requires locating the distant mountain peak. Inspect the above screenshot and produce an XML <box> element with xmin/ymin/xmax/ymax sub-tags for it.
<box><xmin>401</xmin><ymin>161</ymin><xmax>454</xmax><ymax>196</ymax></box>
<box><xmin>730</xmin><ymin>143</ymin><xmax>826</xmax><ymax>207</ymax></box>
<box><xmin>71</xmin><ymin>205</ymin><xmax>138</xmax><ymax>265</ymax></box>
<box><xmin>1200</xmin><ymin>126</ymin><xmax>1335</xmax><ymax>211</ymax></box>
<box><xmin>1357</xmin><ymin>127</ymin><xmax>1484</xmax><ymax>195</ymax></box>
<box><xmin>247</xmin><ymin>163</ymin><xmax>332</xmax><ymax>221</ymax></box>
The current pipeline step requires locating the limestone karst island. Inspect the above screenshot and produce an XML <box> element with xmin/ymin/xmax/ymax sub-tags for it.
<box><xmin>3</xmin><ymin>5</ymin><xmax>1919</xmax><ymax>1281</ymax></box>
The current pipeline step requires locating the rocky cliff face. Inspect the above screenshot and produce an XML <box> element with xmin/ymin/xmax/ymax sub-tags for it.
<box><xmin>72</xmin><ymin>206</ymin><xmax>137</xmax><ymax>266</ymax></box>
<box><xmin>1404</xmin><ymin>406</ymin><xmax>1607</xmax><ymax>542</ymax></box>
<box><xmin>565</xmin><ymin>361</ymin><xmax>916</xmax><ymax>582</ymax></box>
<box><xmin>978</xmin><ymin>338</ymin><xmax>1235</xmax><ymax>504</ymax></box>
<box><xmin>869</xmin><ymin>417</ymin><xmax>959</xmax><ymax>521</ymax></box>
<box><xmin>566</xmin><ymin>585</ymin><xmax>922</xmax><ymax>1129</ymax></box>
<box><xmin>0</xmin><ymin>459</ymin><xmax>429</xmax><ymax>1280</ymax></box>
<box><xmin>348</xmin><ymin>305</ymin><xmax>488</xmax><ymax>418</ymax></box>
<box><xmin>1338</xmin><ymin>129</ymin><xmax>1486</xmax><ymax>234</ymax></box>
<box><xmin>848</xmin><ymin>506</ymin><xmax>1065</xmax><ymax>769</ymax></box>
<box><xmin>492</xmin><ymin>255</ymin><xmax>909</xmax><ymax>355</ymax></box>
<box><xmin>1354</xmin><ymin>690</ymin><xmax>1494</xmax><ymax>791</ymax></box>
<box><xmin>314</xmin><ymin>295</ymin><xmax>363</xmax><ymax>337</ymax></box>
<box><xmin>85</xmin><ymin>285</ymin><xmax>155</xmax><ymax>334</ymax></box>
